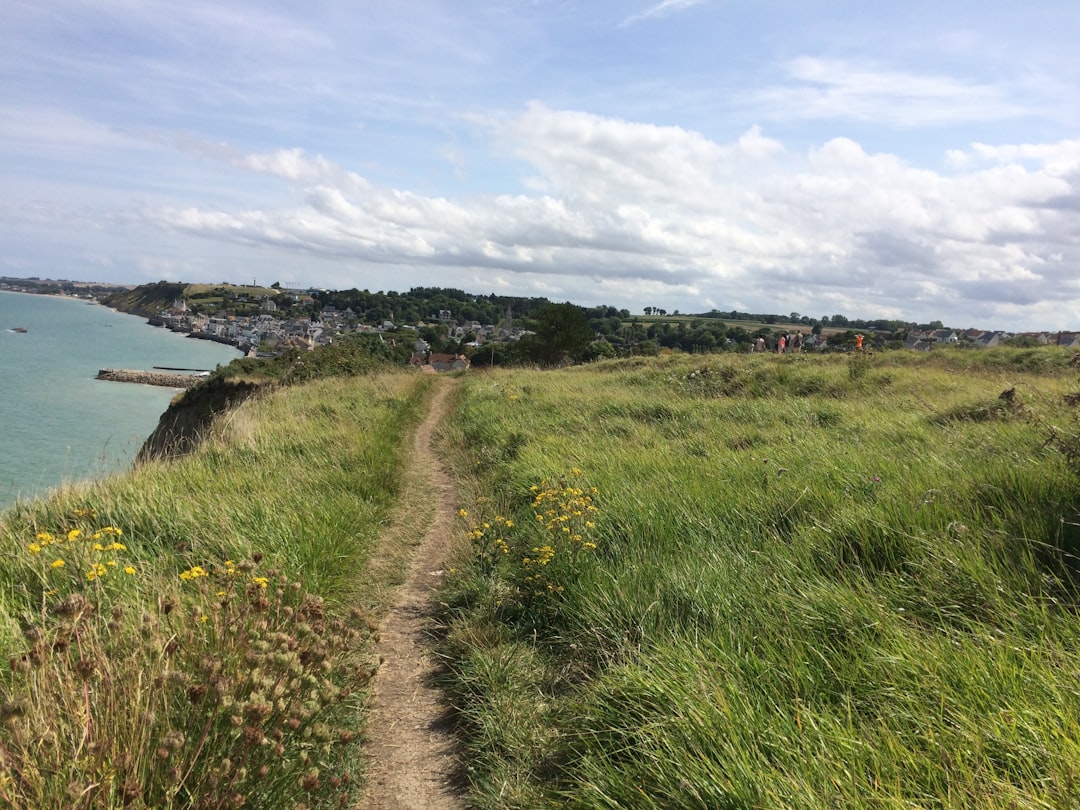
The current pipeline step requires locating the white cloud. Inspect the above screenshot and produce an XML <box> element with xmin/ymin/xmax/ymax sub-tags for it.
<box><xmin>123</xmin><ymin>105</ymin><xmax>1080</xmax><ymax>329</ymax></box>
<box><xmin>621</xmin><ymin>0</ymin><xmax>708</xmax><ymax>28</ymax></box>
<box><xmin>752</xmin><ymin>57</ymin><xmax>1030</xmax><ymax>127</ymax></box>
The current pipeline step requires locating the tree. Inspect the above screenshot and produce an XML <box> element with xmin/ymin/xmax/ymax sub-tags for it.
<box><xmin>524</xmin><ymin>303</ymin><xmax>594</xmax><ymax>365</ymax></box>
<box><xmin>581</xmin><ymin>340</ymin><xmax>617</xmax><ymax>362</ymax></box>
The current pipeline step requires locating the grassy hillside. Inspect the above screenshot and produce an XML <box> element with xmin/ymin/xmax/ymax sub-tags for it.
<box><xmin>0</xmin><ymin>370</ymin><xmax>432</xmax><ymax>809</ymax></box>
<box><xmin>102</xmin><ymin>281</ymin><xmax>189</xmax><ymax>315</ymax></box>
<box><xmin>102</xmin><ymin>281</ymin><xmax>280</xmax><ymax>317</ymax></box>
<box><xmin>437</xmin><ymin>348</ymin><xmax>1080</xmax><ymax>808</ymax></box>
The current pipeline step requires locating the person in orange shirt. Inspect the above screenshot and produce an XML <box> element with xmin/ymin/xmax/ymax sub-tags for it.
<box><xmin>855</xmin><ymin>334</ymin><xmax>864</xmax><ymax>350</ymax></box>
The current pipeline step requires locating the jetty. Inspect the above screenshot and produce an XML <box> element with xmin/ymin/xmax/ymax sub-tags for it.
<box><xmin>96</xmin><ymin>369</ymin><xmax>202</xmax><ymax>388</ymax></box>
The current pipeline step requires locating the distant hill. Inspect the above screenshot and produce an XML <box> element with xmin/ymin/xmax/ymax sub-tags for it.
<box><xmin>103</xmin><ymin>281</ymin><xmax>188</xmax><ymax>316</ymax></box>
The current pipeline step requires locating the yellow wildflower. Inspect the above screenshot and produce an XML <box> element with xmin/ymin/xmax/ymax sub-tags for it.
<box><xmin>50</xmin><ymin>559</ymin><xmax>65</xmax><ymax>569</ymax></box>
<box><xmin>28</xmin><ymin>543</ymin><xmax>41</xmax><ymax>554</ymax></box>
<box><xmin>458</xmin><ymin>508</ymin><xmax>469</xmax><ymax>518</ymax></box>
<box><xmin>123</xmin><ymin>567</ymin><xmax>137</xmax><ymax>575</ymax></box>
<box><xmin>67</xmin><ymin>529</ymin><xmax>82</xmax><ymax>541</ymax></box>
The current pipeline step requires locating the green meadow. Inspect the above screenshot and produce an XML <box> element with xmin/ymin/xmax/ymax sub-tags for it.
<box><xmin>1</xmin><ymin>345</ymin><xmax>1078</xmax><ymax>809</ymax></box>
<box><xmin>438</xmin><ymin>348</ymin><xmax>1080</xmax><ymax>809</ymax></box>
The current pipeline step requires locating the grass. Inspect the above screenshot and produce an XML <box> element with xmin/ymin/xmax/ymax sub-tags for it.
<box><xmin>436</xmin><ymin>348</ymin><xmax>1080</xmax><ymax>808</ymax></box>
<box><xmin>3</xmin><ymin>344</ymin><xmax>1078</xmax><ymax>809</ymax></box>
<box><xmin>0</xmin><ymin>370</ymin><xmax>431</xmax><ymax>809</ymax></box>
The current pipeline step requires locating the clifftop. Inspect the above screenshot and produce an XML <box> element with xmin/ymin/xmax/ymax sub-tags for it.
<box><xmin>103</xmin><ymin>280</ymin><xmax>188</xmax><ymax>317</ymax></box>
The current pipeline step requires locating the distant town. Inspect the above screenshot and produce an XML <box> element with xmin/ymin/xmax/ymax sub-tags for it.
<box><xmin>3</xmin><ymin>275</ymin><xmax>1078</xmax><ymax>363</ymax></box>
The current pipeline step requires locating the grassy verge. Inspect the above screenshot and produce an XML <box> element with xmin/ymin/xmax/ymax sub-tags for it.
<box><xmin>0</xmin><ymin>370</ymin><xmax>431</xmax><ymax>809</ymax></box>
<box><xmin>436</xmin><ymin>348</ymin><xmax>1080</xmax><ymax>808</ymax></box>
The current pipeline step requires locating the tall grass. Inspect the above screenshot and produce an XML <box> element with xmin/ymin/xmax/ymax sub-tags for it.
<box><xmin>437</xmin><ymin>349</ymin><xmax>1080</xmax><ymax>808</ymax></box>
<box><xmin>0</xmin><ymin>371</ymin><xmax>430</xmax><ymax>809</ymax></box>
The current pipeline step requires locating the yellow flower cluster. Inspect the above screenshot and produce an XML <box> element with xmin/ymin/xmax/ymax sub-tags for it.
<box><xmin>458</xmin><ymin>469</ymin><xmax>601</xmax><ymax>600</ymax></box>
<box><xmin>529</xmin><ymin>470</ymin><xmax>599</xmax><ymax>540</ymax></box>
<box><xmin>521</xmin><ymin>544</ymin><xmax>555</xmax><ymax>567</ymax></box>
<box><xmin>27</xmin><ymin>521</ymin><xmax>133</xmax><ymax>581</ymax></box>
<box><xmin>179</xmin><ymin>559</ymin><xmax>269</xmax><ymax>590</ymax></box>
<box><xmin>460</xmin><ymin>512</ymin><xmax>514</xmax><ymax>573</ymax></box>
<box><xmin>519</xmin><ymin>469</ymin><xmax>601</xmax><ymax>596</ymax></box>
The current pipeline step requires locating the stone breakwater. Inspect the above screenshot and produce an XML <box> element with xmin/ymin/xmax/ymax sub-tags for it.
<box><xmin>96</xmin><ymin>369</ymin><xmax>201</xmax><ymax>388</ymax></box>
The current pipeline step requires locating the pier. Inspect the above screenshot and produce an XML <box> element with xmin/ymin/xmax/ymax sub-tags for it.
<box><xmin>96</xmin><ymin>369</ymin><xmax>203</xmax><ymax>388</ymax></box>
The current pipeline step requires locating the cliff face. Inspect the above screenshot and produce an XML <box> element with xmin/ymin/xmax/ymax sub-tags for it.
<box><xmin>137</xmin><ymin>377</ymin><xmax>267</xmax><ymax>463</ymax></box>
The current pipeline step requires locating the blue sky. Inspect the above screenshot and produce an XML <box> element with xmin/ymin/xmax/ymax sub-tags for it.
<box><xmin>2</xmin><ymin>0</ymin><xmax>1078</xmax><ymax>330</ymax></box>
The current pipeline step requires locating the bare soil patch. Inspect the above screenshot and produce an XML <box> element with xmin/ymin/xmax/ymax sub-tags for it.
<box><xmin>359</xmin><ymin>378</ymin><xmax>464</xmax><ymax>810</ymax></box>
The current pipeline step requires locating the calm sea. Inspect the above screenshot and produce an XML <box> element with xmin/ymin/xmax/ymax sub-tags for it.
<box><xmin>0</xmin><ymin>291</ymin><xmax>241</xmax><ymax>510</ymax></box>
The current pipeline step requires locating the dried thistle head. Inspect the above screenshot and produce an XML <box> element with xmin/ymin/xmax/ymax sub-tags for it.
<box><xmin>74</xmin><ymin>658</ymin><xmax>96</xmax><ymax>680</ymax></box>
<box><xmin>1</xmin><ymin>698</ymin><xmax>30</xmax><ymax>722</ymax></box>
<box><xmin>52</xmin><ymin>593</ymin><xmax>93</xmax><ymax>619</ymax></box>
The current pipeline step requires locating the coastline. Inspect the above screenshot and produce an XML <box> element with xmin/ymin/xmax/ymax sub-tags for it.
<box><xmin>0</xmin><ymin>292</ymin><xmax>241</xmax><ymax>510</ymax></box>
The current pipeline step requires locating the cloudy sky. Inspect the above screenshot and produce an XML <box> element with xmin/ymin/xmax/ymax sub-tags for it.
<box><xmin>3</xmin><ymin>1</ymin><xmax>1078</xmax><ymax>330</ymax></box>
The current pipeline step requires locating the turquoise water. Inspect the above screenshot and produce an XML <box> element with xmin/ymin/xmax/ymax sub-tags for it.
<box><xmin>0</xmin><ymin>291</ymin><xmax>241</xmax><ymax>509</ymax></box>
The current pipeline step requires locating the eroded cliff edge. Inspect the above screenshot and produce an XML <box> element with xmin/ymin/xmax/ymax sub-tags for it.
<box><xmin>137</xmin><ymin>376</ymin><xmax>268</xmax><ymax>463</ymax></box>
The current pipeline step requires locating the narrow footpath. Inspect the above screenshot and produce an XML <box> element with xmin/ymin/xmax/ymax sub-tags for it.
<box><xmin>360</xmin><ymin>378</ymin><xmax>464</xmax><ymax>810</ymax></box>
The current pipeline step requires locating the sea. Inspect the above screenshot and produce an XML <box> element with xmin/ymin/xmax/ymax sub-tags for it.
<box><xmin>0</xmin><ymin>291</ymin><xmax>242</xmax><ymax>510</ymax></box>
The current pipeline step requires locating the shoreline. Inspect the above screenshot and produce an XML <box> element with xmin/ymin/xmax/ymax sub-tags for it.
<box><xmin>0</xmin><ymin>292</ymin><xmax>241</xmax><ymax>511</ymax></box>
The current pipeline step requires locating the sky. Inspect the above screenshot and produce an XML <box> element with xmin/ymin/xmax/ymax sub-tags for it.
<box><xmin>2</xmin><ymin>1</ymin><xmax>1079</xmax><ymax>331</ymax></box>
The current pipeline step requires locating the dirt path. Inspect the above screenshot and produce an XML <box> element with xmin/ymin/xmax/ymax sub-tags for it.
<box><xmin>360</xmin><ymin>378</ymin><xmax>464</xmax><ymax>810</ymax></box>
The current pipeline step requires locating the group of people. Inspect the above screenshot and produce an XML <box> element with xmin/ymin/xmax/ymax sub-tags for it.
<box><xmin>750</xmin><ymin>331</ymin><xmax>869</xmax><ymax>353</ymax></box>
<box><xmin>752</xmin><ymin>331</ymin><xmax>803</xmax><ymax>354</ymax></box>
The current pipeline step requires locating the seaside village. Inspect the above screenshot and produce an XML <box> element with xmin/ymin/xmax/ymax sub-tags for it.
<box><xmin>146</xmin><ymin>290</ymin><xmax>1080</xmax><ymax>366</ymax></box>
<box><xmin>151</xmin><ymin>292</ymin><xmax>531</xmax><ymax>371</ymax></box>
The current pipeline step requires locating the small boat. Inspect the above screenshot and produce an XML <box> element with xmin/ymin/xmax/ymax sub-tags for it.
<box><xmin>10</xmin><ymin>327</ymin><xmax>27</xmax><ymax>333</ymax></box>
